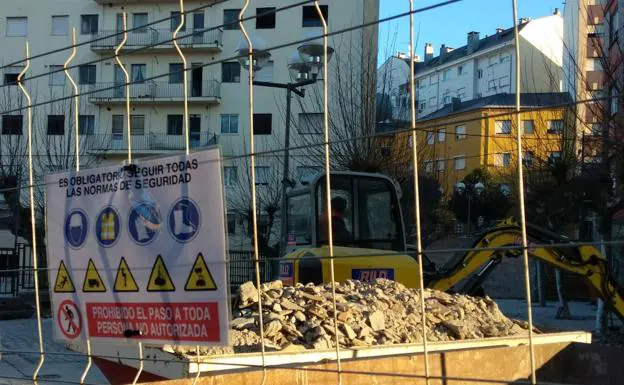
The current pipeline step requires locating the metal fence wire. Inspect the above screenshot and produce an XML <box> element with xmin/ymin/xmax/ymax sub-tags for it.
<box><xmin>0</xmin><ymin>0</ymin><xmax>622</xmax><ymax>385</ymax></box>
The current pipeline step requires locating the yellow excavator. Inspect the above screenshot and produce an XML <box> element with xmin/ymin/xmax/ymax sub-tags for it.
<box><xmin>278</xmin><ymin>171</ymin><xmax>624</xmax><ymax>319</ymax></box>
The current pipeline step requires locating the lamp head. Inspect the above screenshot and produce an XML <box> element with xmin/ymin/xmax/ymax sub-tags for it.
<box><xmin>235</xmin><ymin>36</ymin><xmax>271</xmax><ymax>72</ymax></box>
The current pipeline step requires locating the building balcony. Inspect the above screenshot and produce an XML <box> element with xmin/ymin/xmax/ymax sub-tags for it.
<box><xmin>90</xmin><ymin>28</ymin><xmax>222</xmax><ymax>53</ymax></box>
<box><xmin>85</xmin><ymin>133</ymin><xmax>219</xmax><ymax>155</ymax></box>
<box><xmin>86</xmin><ymin>80</ymin><xmax>220</xmax><ymax>105</ymax></box>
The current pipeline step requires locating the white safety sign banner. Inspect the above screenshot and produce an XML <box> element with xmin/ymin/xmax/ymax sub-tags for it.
<box><xmin>46</xmin><ymin>148</ymin><xmax>229</xmax><ymax>345</ymax></box>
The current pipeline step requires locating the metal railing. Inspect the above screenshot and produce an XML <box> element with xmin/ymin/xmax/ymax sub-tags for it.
<box><xmin>85</xmin><ymin>132</ymin><xmax>218</xmax><ymax>152</ymax></box>
<box><xmin>85</xmin><ymin>80</ymin><xmax>221</xmax><ymax>101</ymax></box>
<box><xmin>90</xmin><ymin>28</ymin><xmax>223</xmax><ymax>50</ymax></box>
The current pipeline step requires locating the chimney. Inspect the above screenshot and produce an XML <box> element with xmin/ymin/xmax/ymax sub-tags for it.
<box><xmin>439</xmin><ymin>44</ymin><xmax>453</xmax><ymax>62</ymax></box>
<box><xmin>451</xmin><ymin>97</ymin><xmax>462</xmax><ymax>112</ymax></box>
<box><xmin>467</xmin><ymin>31</ymin><xmax>480</xmax><ymax>54</ymax></box>
<box><xmin>424</xmin><ymin>43</ymin><xmax>433</xmax><ymax>63</ymax></box>
<box><xmin>553</xmin><ymin>8</ymin><xmax>561</xmax><ymax>16</ymax></box>
<box><xmin>496</xmin><ymin>27</ymin><xmax>504</xmax><ymax>34</ymax></box>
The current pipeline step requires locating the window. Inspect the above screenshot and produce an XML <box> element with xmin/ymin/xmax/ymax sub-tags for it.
<box><xmin>227</xmin><ymin>214</ymin><xmax>236</xmax><ymax>234</ymax></box>
<box><xmin>223</xmin><ymin>9</ymin><xmax>240</xmax><ymax>30</ymax></box>
<box><xmin>442</xmin><ymin>69</ymin><xmax>452</xmax><ymax>81</ymax></box>
<box><xmin>477</xmin><ymin>69</ymin><xmax>483</xmax><ymax>79</ymax></box>
<box><xmin>522</xmin><ymin>120</ymin><xmax>534</xmax><ymax>134</ymax></box>
<box><xmin>297</xmin><ymin>166</ymin><xmax>321</xmax><ymax>182</ymax></box>
<box><xmin>436</xmin><ymin>159</ymin><xmax>445</xmax><ymax>171</ymax></box>
<box><xmin>253</xmin><ymin>114</ymin><xmax>272</xmax><ymax>135</ymax></box>
<box><xmin>495</xmin><ymin>152</ymin><xmax>511</xmax><ymax>168</ymax></box>
<box><xmin>419</xmin><ymin>101</ymin><xmax>426</xmax><ymax>111</ymax></box>
<box><xmin>457</xmin><ymin>65</ymin><xmax>465</xmax><ymax>76</ymax></box>
<box><xmin>430</xmin><ymin>75</ymin><xmax>438</xmax><ymax>85</ymax></box>
<box><xmin>495</xmin><ymin>120</ymin><xmax>512</xmax><ymax>134</ymax></box>
<box><xmin>4</xmin><ymin>72</ymin><xmax>19</xmax><ymax>86</ymax></box>
<box><xmin>169</xmin><ymin>63</ymin><xmax>183</xmax><ymax>84</ymax></box>
<box><xmin>112</xmin><ymin>115</ymin><xmax>124</xmax><ymax>139</ymax></box>
<box><xmin>78</xmin><ymin>115</ymin><xmax>94</xmax><ymax>135</ymax></box>
<box><xmin>49</xmin><ymin>65</ymin><xmax>65</xmax><ymax>86</ymax></box>
<box><xmin>2</xmin><ymin>115</ymin><xmax>22</xmax><ymax>135</ymax></box>
<box><xmin>255</xmin><ymin>166</ymin><xmax>270</xmax><ymax>185</ymax></box>
<box><xmin>222</xmin><ymin>62</ymin><xmax>240</xmax><ymax>83</ymax></box>
<box><xmin>426</xmin><ymin>132</ymin><xmax>435</xmax><ymax>145</ymax></box>
<box><xmin>47</xmin><ymin>115</ymin><xmax>64</xmax><ymax>135</ymax></box>
<box><xmin>7</xmin><ymin>17</ymin><xmax>27</xmax><ymax>37</ymax></box>
<box><xmin>457</xmin><ymin>87</ymin><xmax>466</xmax><ymax>100</ymax></box>
<box><xmin>487</xmin><ymin>80</ymin><xmax>496</xmax><ymax>90</ymax></box>
<box><xmin>424</xmin><ymin>161</ymin><xmax>433</xmax><ymax>173</ymax></box>
<box><xmin>591</xmin><ymin>123</ymin><xmax>602</xmax><ymax>136</ymax></box>
<box><xmin>611</xmin><ymin>87</ymin><xmax>618</xmax><ymax>115</ymax></box>
<box><xmin>443</xmin><ymin>95</ymin><xmax>451</xmax><ymax>105</ymax></box>
<box><xmin>454</xmin><ymin>156</ymin><xmax>466</xmax><ymax>170</ymax></box>
<box><xmin>428</xmin><ymin>96</ymin><xmax>437</xmax><ymax>107</ymax></box>
<box><xmin>499</xmin><ymin>75</ymin><xmax>510</xmax><ymax>87</ymax></box>
<box><xmin>170</xmin><ymin>12</ymin><xmax>185</xmax><ymax>32</ymax></box>
<box><xmin>130</xmin><ymin>115</ymin><xmax>145</xmax><ymax>136</ymax></box>
<box><xmin>131</xmin><ymin>64</ymin><xmax>146</xmax><ymax>83</ymax></box>
<box><xmin>78</xmin><ymin>65</ymin><xmax>96</xmax><ymax>85</ymax></box>
<box><xmin>133</xmin><ymin>13</ymin><xmax>148</xmax><ymax>33</ymax></box>
<box><xmin>254</xmin><ymin>61</ymin><xmax>274</xmax><ymax>82</ymax></box>
<box><xmin>80</xmin><ymin>15</ymin><xmax>98</xmax><ymax>35</ymax></box>
<box><xmin>455</xmin><ymin>125</ymin><xmax>466</xmax><ymax>140</ymax></box>
<box><xmin>51</xmin><ymin>16</ymin><xmax>69</xmax><ymax>36</ymax></box>
<box><xmin>437</xmin><ymin>128</ymin><xmax>446</xmax><ymax>142</ymax></box>
<box><xmin>167</xmin><ymin>115</ymin><xmax>183</xmax><ymax>135</ymax></box>
<box><xmin>220</xmin><ymin>114</ymin><xmax>239</xmax><ymax>134</ymax></box>
<box><xmin>256</xmin><ymin>7</ymin><xmax>276</xmax><ymax>29</ymax></box>
<box><xmin>298</xmin><ymin>113</ymin><xmax>322</xmax><ymax>134</ymax></box>
<box><xmin>223</xmin><ymin>166</ymin><xmax>238</xmax><ymax>186</ymax></box>
<box><xmin>547</xmin><ymin>119</ymin><xmax>564</xmax><ymax>134</ymax></box>
<box><xmin>523</xmin><ymin>151</ymin><xmax>534</xmax><ymax>167</ymax></box>
<box><xmin>302</xmin><ymin>5</ymin><xmax>328</xmax><ymax>27</ymax></box>
<box><xmin>500</xmin><ymin>55</ymin><xmax>511</xmax><ymax>63</ymax></box>
<box><xmin>548</xmin><ymin>151</ymin><xmax>562</xmax><ymax>164</ymax></box>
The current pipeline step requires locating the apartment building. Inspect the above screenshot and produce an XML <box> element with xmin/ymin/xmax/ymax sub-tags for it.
<box><xmin>388</xmin><ymin>93</ymin><xmax>571</xmax><ymax>195</ymax></box>
<box><xmin>411</xmin><ymin>13</ymin><xmax>563</xmax><ymax>120</ymax></box>
<box><xmin>0</xmin><ymin>0</ymin><xmax>379</xmax><ymax>249</ymax></box>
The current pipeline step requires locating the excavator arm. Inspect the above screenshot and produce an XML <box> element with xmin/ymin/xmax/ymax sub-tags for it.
<box><xmin>427</xmin><ymin>218</ymin><xmax>624</xmax><ymax>320</ymax></box>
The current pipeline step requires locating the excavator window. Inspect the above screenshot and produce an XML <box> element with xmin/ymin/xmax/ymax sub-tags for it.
<box><xmin>286</xmin><ymin>193</ymin><xmax>313</xmax><ymax>246</ymax></box>
<box><xmin>317</xmin><ymin>175</ymin><xmax>403</xmax><ymax>251</ymax></box>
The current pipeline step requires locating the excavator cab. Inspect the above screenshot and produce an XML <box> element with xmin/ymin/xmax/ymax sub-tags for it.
<box><xmin>279</xmin><ymin>172</ymin><xmax>425</xmax><ymax>287</ymax></box>
<box><xmin>283</xmin><ymin>172</ymin><xmax>406</xmax><ymax>254</ymax></box>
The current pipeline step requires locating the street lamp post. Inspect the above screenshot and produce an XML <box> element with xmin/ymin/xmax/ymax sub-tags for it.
<box><xmin>236</xmin><ymin>34</ymin><xmax>334</xmax><ymax>260</ymax></box>
<box><xmin>456</xmin><ymin>181</ymin><xmax>484</xmax><ymax>235</ymax></box>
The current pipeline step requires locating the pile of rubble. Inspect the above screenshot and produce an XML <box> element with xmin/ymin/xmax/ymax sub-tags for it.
<box><xmin>166</xmin><ymin>279</ymin><xmax>530</xmax><ymax>356</ymax></box>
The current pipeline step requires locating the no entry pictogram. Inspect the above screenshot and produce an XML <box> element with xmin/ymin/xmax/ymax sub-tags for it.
<box><xmin>57</xmin><ymin>299</ymin><xmax>82</xmax><ymax>339</ymax></box>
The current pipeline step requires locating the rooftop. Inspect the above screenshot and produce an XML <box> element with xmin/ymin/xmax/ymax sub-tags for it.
<box><xmin>411</xmin><ymin>23</ymin><xmax>529</xmax><ymax>75</ymax></box>
<box><xmin>418</xmin><ymin>92</ymin><xmax>573</xmax><ymax>121</ymax></box>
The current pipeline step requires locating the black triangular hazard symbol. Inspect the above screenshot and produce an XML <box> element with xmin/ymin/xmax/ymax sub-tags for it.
<box><xmin>114</xmin><ymin>257</ymin><xmax>139</xmax><ymax>292</ymax></box>
<box><xmin>82</xmin><ymin>259</ymin><xmax>106</xmax><ymax>292</ymax></box>
<box><xmin>54</xmin><ymin>260</ymin><xmax>76</xmax><ymax>293</ymax></box>
<box><xmin>184</xmin><ymin>253</ymin><xmax>217</xmax><ymax>291</ymax></box>
<box><xmin>147</xmin><ymin>255</ymin><xmax>175</xmax><ymax>292</ymax></box>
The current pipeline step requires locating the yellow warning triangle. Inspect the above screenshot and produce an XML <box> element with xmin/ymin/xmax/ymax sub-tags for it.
<box><xmin>184</xmin><ymin>253</ymin><xmax>217</xmax><ymax>291</ymax></box>
<box><xmin>113</xmin><ymin>257</ymin><xmax>139</xmax><ymax>292</ymax></box>
<box><xmin>82</xmin><ymin>259</ymin><xmax>106</xmax><ymax>292</ymax></box>
<box><xmin>147</xmin><ymin>255</ymin><xmax>175</xmax><ymax>292</ymax></box>
<box><xmin>54</xmin><ymin>260</ymin><xmax>76</xmax><ymax>293</ymax></box>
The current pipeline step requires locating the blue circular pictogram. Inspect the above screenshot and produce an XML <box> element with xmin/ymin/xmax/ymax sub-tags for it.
<box><xmin>127</xmin><ymin>202</ymin><xmax>162</xmax><ymax>245</ymax></box>
<box><xmin>168</xmin><ymin>197</ymin><xmax>201</xmax><ymax>243</ymax></box>
<box><xmin>64</xmin><ymin>209</ymin><xmax>88</xmax><ymax>249</ymax></box>
<box><xmin>95</xmin><ymin>206</ymin><xmax>121</xmax><ymax>248</ymax></box>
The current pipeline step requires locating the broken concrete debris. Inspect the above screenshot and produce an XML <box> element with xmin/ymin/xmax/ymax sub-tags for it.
<box><xmin>170</xmin><ymin>279</ymin><xmax>529</xmax><ymax>356</ymax></box>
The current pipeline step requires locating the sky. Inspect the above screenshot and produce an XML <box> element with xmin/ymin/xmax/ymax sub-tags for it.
<box><xmin>378</xmin><ymin>0</ymin><xmax>564</xmax><ymax>65</ymax></box>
